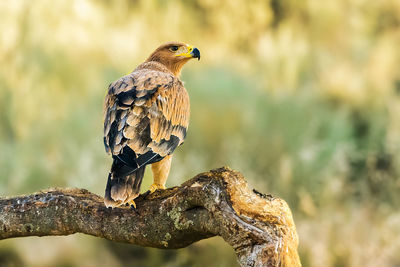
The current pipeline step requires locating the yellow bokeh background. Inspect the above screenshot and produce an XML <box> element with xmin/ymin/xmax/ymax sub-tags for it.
<box><xmin>1</xmin><ymin>0</ymin><xmax>400</xmax><ymax>266</ymax></box>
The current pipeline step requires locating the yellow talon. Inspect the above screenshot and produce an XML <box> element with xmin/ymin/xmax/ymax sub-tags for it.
<box><xmin>149</xmin><ymin>183</ymin><xmax>166</xmax><ymax>193</ymax></box>
<box><xmin>128</xmin><ymin>199</ymin><xmax>136</xmax><ymax>209</ymax></box>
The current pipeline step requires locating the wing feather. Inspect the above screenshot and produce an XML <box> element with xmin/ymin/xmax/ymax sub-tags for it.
<box><xmin>103</xmin><ymin>67</ymin><xmax>189</xmax><ymax>170</ymax></box>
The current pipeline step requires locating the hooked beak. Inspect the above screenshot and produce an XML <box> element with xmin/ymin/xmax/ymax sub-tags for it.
<box><xmin>190</xmin><ymin>47</ymin><xmax>200</xmax><ymax>61</ymax></box>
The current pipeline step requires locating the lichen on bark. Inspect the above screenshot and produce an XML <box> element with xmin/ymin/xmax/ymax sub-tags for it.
<box><xmin>0</xmin><ymin>167</ymin><xmax>301</xmax><ymax>267</ymax></box>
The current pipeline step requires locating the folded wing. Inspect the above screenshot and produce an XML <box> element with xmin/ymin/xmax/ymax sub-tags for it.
<box><xmin>103</xmin><ymin>68</ymin><xmax>190</xmax><ymax>171</ymax></box>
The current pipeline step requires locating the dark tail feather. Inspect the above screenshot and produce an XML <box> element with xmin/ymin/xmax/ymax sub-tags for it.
<box><xmin>104</xmin><ymin>158</ymin><xmax>146</xmax><ymax>208</ymax></box>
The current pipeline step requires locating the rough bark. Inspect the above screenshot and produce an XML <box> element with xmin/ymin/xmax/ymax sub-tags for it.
<box><xmin>0</xmin><ymin>167</ymin><xmax>300</xmax><ymax>267</ymax></box>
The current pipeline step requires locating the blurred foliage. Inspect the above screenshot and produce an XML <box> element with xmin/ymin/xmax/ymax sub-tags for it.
<box><xmin>1</xmin><ymin>0</ymin><xmax>400</xmax><ymax>266</ymax></box>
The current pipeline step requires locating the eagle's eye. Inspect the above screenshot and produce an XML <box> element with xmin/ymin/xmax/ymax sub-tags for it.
<box><xmin>169</xmin><ymin>46</ymin><xmax>179</xmax><ymax>52</ymax></box>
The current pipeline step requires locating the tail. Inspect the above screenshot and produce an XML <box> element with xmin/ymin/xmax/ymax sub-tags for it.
<box><xmin>104</xmin><ymin>158</ymin><xmax>145</xmax><ymax>208</ymax></box>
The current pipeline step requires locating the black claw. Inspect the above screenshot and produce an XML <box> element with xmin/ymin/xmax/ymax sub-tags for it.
<box><xmin>130</xmin><ymin>205</ymin><xmax>139</xmax><ymax>214</ymax></box>
<box><xmin>141</xmin><ymin>190</ymin><xmax>151</xmax><ymax>198</ymax></box>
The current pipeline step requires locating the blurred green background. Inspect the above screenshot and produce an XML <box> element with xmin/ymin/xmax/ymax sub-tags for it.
<box><xmin>1</xmin><ymin>0</ymin><xmax>400</xmax><ymax>266</ymax></box>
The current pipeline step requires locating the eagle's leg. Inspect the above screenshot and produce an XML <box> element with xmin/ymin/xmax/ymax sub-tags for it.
<box><xmin>150</xmin><ymin>155</ymin><xmax>172</xmax><ymax>193</ymax></box>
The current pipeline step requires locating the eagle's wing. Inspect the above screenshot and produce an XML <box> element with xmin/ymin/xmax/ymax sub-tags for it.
<box><xmin>103</xmin><ymin>69</ymin><xmax>189</xmax><ymax>170</ymax></box>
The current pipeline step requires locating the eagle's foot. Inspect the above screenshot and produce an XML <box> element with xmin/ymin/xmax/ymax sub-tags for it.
<box><xmin>149</xmin><ymin>183</ymin><xmax>166</xmax><ymax>193</ymax></box>
<box><xmin>127</xmin><ymin>199</ymin><xmax>136</xmax><ymax>210</ymax></box>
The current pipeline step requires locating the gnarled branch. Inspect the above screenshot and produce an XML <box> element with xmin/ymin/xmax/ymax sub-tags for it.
<box><xmin>0</xmin><ymin>167</ymin><xmax>300</xmax><ymax>267</ymax></box>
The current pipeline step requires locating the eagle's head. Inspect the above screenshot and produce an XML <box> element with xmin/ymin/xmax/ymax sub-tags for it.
<box><xmin>146</xmin><ymin>42</ymin><xmax>200</xmax><ymax>76</ymax></box>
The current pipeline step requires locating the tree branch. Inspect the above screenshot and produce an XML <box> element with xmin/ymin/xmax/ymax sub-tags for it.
<box><xmin>0</xmin><ymin>167</ymin><xmax>300</xmax><ymax>267</ymax></box>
